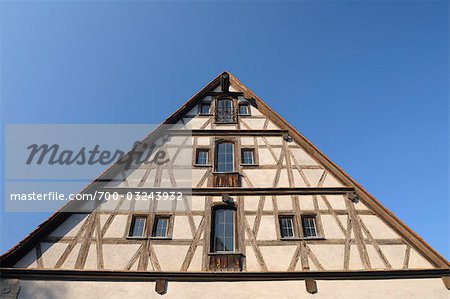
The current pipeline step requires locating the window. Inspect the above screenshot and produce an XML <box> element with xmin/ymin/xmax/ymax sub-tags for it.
<box><xmin>212</xmin><ymin>207</ymin><xmax>235</xmax><ymax>252</ymax></box>
<box><xmin>279</xmin><ymin>216</ymin><xmax>295</xmax><ymax>239</ymax></box>
<box><xmin>216</xmin><ymin>99</ymin><xmax>234</xmax><ymax>123</ymax></box>
<box><xmin>200</xmin><ymin>103</ymin><xmax>211</xmax><ymax>115</ymax></box>
<box><xmin>302</xmin><ymin>216</ymin><xmax>318</xmax><ymax>238</ymax></box>
<box><xmin>129</xmin><ymin>216</ymin><xmax>146</xmax><ymax>237</ymax></box>
<box><xmin>216</xmin><ymin>142</ymin><xmax>234</xmax><ymax>173</ymax></box>
<box><xmin>241</xmin><ymin>149</ymin><xmax>255</xmax><ymax>165</ymax></box>
<box><xmin>152</xmin><ymin>216</ymin><xmax>170</xmax><ymax>238</ymax></box>
<box><xmin>238</xmin><ymin>103</ymin><xmax>250</xmax><ymax>115</ymax></box>
<box><xmin>195</xmin><ymin>149</ymin><xmax>209</xmax><ymax>165</ymax></box>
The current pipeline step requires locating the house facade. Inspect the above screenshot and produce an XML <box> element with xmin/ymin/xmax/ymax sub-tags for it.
<box><xmin>1</xmin><ymin>72</ymin><xmax>449</xmax><ymax>298</ymax></box>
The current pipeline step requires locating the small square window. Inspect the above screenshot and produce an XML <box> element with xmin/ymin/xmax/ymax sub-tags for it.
<box><xmin>238</xmin><ymin>103</ymin><xmax>250</xmax><ymax>115</ymax></box>
<box><xmin>302</xmin><ymin>216</ymin><xmax>318</xmax><ymax>238</ymax></box>
<box><xmin>152</xmin><ymin>216</ymin><xmax>170</xmax><ymax>238</ymax></box>
<box><xmin>129</xmin><ymin>216</ymin><xmax>146</xmax><ymax>237</ymax></box>
<box><xmin>195</xmin><ymin>149</ymin><xmax>209</xmax><ymax>165</ymax></box>
<box><xmin>279</xmin><ymin>216</ymin><xmax>295</xmax><ymax>239</ymax></box>
<box><xmin>200</xmin><ymin>103</ymin><xmax>211</xmax><ymax>115</ymax></box>
<box><xmin>241</xmin><ymin>149</ymin><xmax>255</xmax><ymax>165</ymax></box>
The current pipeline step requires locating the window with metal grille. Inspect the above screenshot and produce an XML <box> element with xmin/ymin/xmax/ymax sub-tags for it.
<box><xmin>195</xmin><ymin>149</ymin><xmax>209</xmax><ymax>165</ymax></box>
<box><xmin>152</xmin><ymin>216</ymin><xmax>169</xmax><ymax>238</ymax></box>
<box><xmin>302</xmin><ymin>216</ymin><xmax>318</xmax><ymax>238</ymax></box>
<box><xmin>279</xmin><ymin>216</ymin><xmax>295</xmax><ymax>239</ymax></box>
<box><xmin>212</xmin><ymin>207</ymin><xmax>235</xmax><ymax>252</ymax></box>
<box><xmin>129</xmin><ymin>216</ymin><xmax>146</xmax><ymax>237</ymax></box>
<box><xmin>241</xmin><ymin>149</ymin><xmax>255</xmax><ymax>165</ymax></box>
<box><xmin>216</xmin><ymin>142</ymin><xmax>234</xmax><ymax>173</ymax></box>
<box><xmin>216</xmin><ymin>99</ymin><xmax>234</xmax><ymax>123</ymax></box>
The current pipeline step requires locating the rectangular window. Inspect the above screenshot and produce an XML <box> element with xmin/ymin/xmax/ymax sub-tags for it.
<box><xmin>129</xmin><ymin>216</ymin><xmax>146</xmax><ymax>237</ymax></box>
<box><xmin>279</xmin><ymin>216</ymin><xmax>295</xmax><ymax>239</ymax></box>
<box><xmin>152</xmin><ymin>216</ymin><xmax>170</xmax><ymax>238</ymax></box>
<box><xmin>302</xmin><ymin>216</ymin><xmax>318</xmax><ymax>238</ymax></box>
<box><xmin>238</xmin><ymin>103</ymin><xmax>250</xmax><ymax>115</ymax></box>
<box><xmin>212</xmin><ymin>207</ymin><xmax>235</xmax><ymax>252</ymax></box>
<box><xmin>241</xmin><ymin>149</ymin><xmax>255</xmax><ymax>165</ymax></box>
<box><xmin>200</xmin><ymin>103</ymin><xmax>211</xmax><ymax>115</ymax></box>
<box><xmin>216</xmin><ymin>99</ymin><xmax>234</xmax><ymax>123</ymax></box>
<box><xmin>216</xmin><ymin>142</ymin><xmax>234</xmax><ymax>173</ymax></box>
<box><xmin>195</xmin><ymin>149</ymin><xmax>209</xmax><ymax>165</ymax></box>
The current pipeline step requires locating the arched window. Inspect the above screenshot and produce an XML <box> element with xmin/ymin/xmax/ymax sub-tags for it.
<box><xmin>216</xmin><ymin>142</ymin><xmax>234</xmax><ymax>173</ymax></box>
<box><xmin>216</xmin><ymin>98</ymin><xmax>234</xmax><ymax>123</ymax></box>
<box><xmin>212</xmin><ymin>206</ymin><xmax>235</xmax><ymax>252</ymax></box>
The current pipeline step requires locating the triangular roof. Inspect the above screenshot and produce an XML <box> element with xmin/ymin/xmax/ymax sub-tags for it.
<box><xmin>1</xmin><ymin>71</ymin><xmax>449</xmax><ymax>270</ymax></box>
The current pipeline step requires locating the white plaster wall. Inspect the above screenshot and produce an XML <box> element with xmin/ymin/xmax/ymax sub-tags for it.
<box><xmin>49</xmin><ymin>214</ymin><xmax>88</xmax><ymax>238</ymax></box>
<box><xmin>18</xmin><ymin>278</ymin><xmax>449</xmax><ymax>299</ymax></box>
<box><xmin>103</xmin><ymin>215</ymin><xmax>128</xmax><ymax>238</ymax></box>
<box><xmin>359</xmin><ymin>215</ymin><xmax>400</xmax><ymax>239</ymax></box>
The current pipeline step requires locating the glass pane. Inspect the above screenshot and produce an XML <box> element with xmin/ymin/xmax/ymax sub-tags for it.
<box><xmin>239</xmin><ymin>104</ymin><xmax>249</xmax><ymax>115</ymax></box>
<box><xmin>280</xmin><ymin>217</ymin><xmax>294</xmax><ymax>238</ymax></box>
<box><xmin>130</xmin><ymin>217</ymin><xmax>146</xmax><ymax>237</ymax></box>
<box><xmin>153</xmin><ymin>217</ymin><xmax>169</xmax><ymax>237</ymax></box>
<box><xmin>201</xmin><ymin>104</ymin><xmax>211</xmax><ymax>114</ymax></box>
<box><xmin>302</xmin><ymin>217</ymin><xmax>317</xmax><ymax>238</ymax></box>
<box><xmin>196</xmin><ymin>150</ymin><xmax>208</xmax><ymax>165</ymax></box>
<box><xmin>213</xmin><ymin>208</ymin><xmax>235</xmax><ymax>252</ymax></box>
<box><xmin>216</xmin><ymin>99</ymin><xmax>233</xmax><ymax>122</ymax></box>
<box><xmin>216</xmin><ymin>143</ymin><xmax>234</xmax><ymax>172</ymax></box>
<box><xmin>242</xmin><ymin>150</ymin><xmax>254</xmax><ymax>164</ymax></box>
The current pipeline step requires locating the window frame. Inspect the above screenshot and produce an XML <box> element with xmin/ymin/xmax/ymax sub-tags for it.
<box><xmin>237</xmin><ymin>103</ymin><xmax>251</xmax><ymax>116</ymax></box>
<box><xmin>199</xmin><ymin>102</ymin><xmax>212</xmax><ymax>115</ymax></box>
<box><xmin>301</xmin><ymin>214</ymin><xmax>319</xmax><ymax>239</ymax></box>
<box><xmin>215</xmin><ymin>141</ymin><xmax>236</xmax><ymax>173</ymax></box>
<box><xmin>127</xmin><ymin>215</ymin><xmax>147</xmax><ymax>239</ymax></box>
<box><xmin>150</xmin><ymin>215</ymin><xmax>173</xmax><ymax>240</ymax></box>
<box><xmin>279</xmin><ymin>215</ymin><xmax>296</xmax><ymax>240</ymax></box>
<box><xmin>215</xmin><ymin>97</ymin><xmax>236</xmax><ymax>124</ymax></box>
<box><xmin>240</xmin><ymin>148</ymin><xmax>257</xmax><ymax>166</ymax></box>
<box><xmin>194</xmin><ymin>148</ymin><xmax>211</xmax><ymax>166</ymax></box>
<box><xmin>210</xmin><ymin>205</ymin><xmax>237</xmax><ymax>253</ymax></box>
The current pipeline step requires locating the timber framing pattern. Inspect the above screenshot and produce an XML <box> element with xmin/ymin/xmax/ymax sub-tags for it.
<box><xmin>1</xmin><ymin>72</ymin><xmax>449</xmax><ymax>294</ymax></box>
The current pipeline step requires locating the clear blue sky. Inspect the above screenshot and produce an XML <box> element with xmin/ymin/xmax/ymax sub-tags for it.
<box><xmin>1</xmin><ymin>1</ymin><xmax>448</xmax><ymax>259</ymax></box>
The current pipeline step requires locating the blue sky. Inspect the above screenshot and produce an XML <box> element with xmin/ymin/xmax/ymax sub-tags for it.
<box><xmin>1</xmin><ymin>1</ymin><xmax>448</xmax><ymax>258</ymax></box>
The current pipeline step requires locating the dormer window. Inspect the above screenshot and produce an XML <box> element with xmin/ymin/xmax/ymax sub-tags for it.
<box><xmin>216</xmin><ymin>98</ymin><xmax>235</xmax><ymax>123</ymax></box>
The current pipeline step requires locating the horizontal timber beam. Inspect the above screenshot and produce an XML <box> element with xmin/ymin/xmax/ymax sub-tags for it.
<box><xmin>1</xmin><ymin>268</ymin><xmax>448</xmax><ymax>282</ymax></box>
<box><xmin>102</xmin><ymin>187</ymin><xmax>354</xmax><ymax>196</ymax></box>
<box><xmin>168</xmin><ymin>130</ymin><xmax>289</xmax><ymax>136</ymax></box>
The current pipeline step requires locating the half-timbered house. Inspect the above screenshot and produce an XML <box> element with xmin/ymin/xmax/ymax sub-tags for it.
<box><xmin>1</xmin><ymin>72</ymin><xmax>449</xmax><ymax>298</ymax></box>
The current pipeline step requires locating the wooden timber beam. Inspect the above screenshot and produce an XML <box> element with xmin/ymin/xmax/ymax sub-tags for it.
<box><xmin>1</xmin><ymin>268</ymin><xmax>449</xmax><ymax>282</ymax></box>
<box><xmin>102</xmin><ymin>187</ymin><xmax>354</xmax><ymax>196</ymax></box>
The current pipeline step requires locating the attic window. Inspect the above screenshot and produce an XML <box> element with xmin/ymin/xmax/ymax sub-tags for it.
<box><xmin>200</xmin><ymin>103</ymin><xmax>211</xmax><ymax>115</ymax></box>
<box><xmin>216</xmin><ymin>98</ymin><xmax>235</xmax><ymax>123</ymax></box>
<box><xmin>238</xmin><ymin>103</ymin><xmax>250</xmax><ymax>115</ymax></box>
<box><xmin>152</xmin><ymin>216</ymin><xmax>170</xmax><ymax>238</ymax></box>
<box><xmin>129</xmin><ymin>216</ymin><xmax>146</xmax><ymax>238</ymax></box>
<box><xmin>241</xmin><ymin>149</ymin><xmax>255</xmax><ymax>165</ymax></box>
<box><xmin>279</xmin><ymin>216</ymin><xmax>295</xmax><ymax>239</ymax></box>
<box><xmin>195</xmin><ymin>149</ymin><xmax>209</xmax><ymax>165</ymax></box>
<box><xmin>302</xmin><ymin>215</ymin><xmax>318</xmax><ymax>238</ymax></box>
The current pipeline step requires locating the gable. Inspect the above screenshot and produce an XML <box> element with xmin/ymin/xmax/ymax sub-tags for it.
<box><xmin>2</xmin><ymin>71</ymin><xmax>448</xmax><ymax>275</ymax></box>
